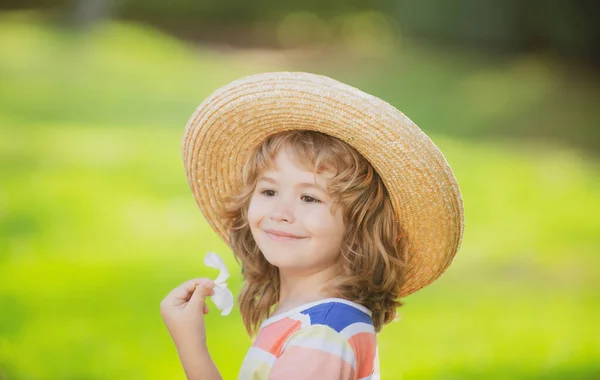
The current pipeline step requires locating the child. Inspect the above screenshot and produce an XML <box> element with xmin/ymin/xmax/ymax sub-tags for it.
<box><xmin>160</xmin><ymin>72</ymin><xmax>464</xmax><ymax>379</ymax></box>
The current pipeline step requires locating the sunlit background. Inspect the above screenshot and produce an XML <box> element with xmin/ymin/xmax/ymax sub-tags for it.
<box><xmin>1</xmin><ymin>1</ymin><xmax>599</xmax><ymax>379</ymax></box>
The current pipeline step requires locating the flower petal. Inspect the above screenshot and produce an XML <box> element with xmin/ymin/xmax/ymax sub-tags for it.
<box><xmin>204</xmin><ymin>251</ymin><xmax>230</xmax><ymax>285</ymax></box>
<box><xmin>212</xmin><ymin>285</ymin><xmax>234</xmax><ymax>316</ymax></box>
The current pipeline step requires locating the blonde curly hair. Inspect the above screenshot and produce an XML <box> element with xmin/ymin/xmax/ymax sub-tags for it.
<box><xmin>218</xmin><ymin>130</ymin><xmax>409</xmax><ymax>335</ymax></box>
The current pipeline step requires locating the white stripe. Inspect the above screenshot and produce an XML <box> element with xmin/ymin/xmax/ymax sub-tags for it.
<box><xmin>289</xmin><ymin>312</ymin><xmax>312</xmax><ymax>327</ymax></box>
<box><xmin>321</xmin><ymin>298</ymin><xmax>372</xmax><ymax>316</ymax></box>
<box><xmin>373</xmin><ymin>345</ymin><xmax>380</xmax><ymax>371</ymax></box>
<box><xmin>360</xmin><ymin>374</ymin><xmax>379</xmax><ymax>380</ymax></box>
<box><xmin>244</xmin><ymin>346</ymin><xmax>277</xmax><ymax>366</ymax></box>
<box><xmin>340</xmin><ymin>322</ymin><xmax>375</xmax><ymax>339</ymax></box>
<box><xmin>287</xmin><ymin>337</ymin><xmax>356</xmax><ymax>370</ymax></box>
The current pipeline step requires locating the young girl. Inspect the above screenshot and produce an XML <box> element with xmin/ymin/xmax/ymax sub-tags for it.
<box><xmin>160</xmin><ymin>72</ymin><xmax>464</xmax><ymax>380</ymax></box>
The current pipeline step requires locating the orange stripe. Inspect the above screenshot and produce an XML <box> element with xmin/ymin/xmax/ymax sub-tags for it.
<box><xmin>253</xmin><ymin>317</ymin><xmax>302</xmax><ymax>356</ymax></box>
<box><xmin>348</xmin><ymin>332</ymin><xmax>376</xmax><ymax>378</ymax></box>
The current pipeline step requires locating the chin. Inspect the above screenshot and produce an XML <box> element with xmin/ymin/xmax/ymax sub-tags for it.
<box><xmin>260</xmin><ymin>249</ymin><xmax>303</xmax><ymax>269</ymax></box>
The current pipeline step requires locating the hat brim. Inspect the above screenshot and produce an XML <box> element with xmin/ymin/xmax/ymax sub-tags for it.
<box><xmin>182</xmin><ymin>72</ymin><xmax>464</xmax><ymax>297</ymax></box>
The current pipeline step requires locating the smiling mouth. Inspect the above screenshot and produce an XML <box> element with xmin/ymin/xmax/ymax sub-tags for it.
<box><xmin>264</xmin><ymin>230</ymin><xmax>306</xmax><ymax>241</ymax></box>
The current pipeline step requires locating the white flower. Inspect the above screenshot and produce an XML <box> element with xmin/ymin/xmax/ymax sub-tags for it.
<box><xmin>203</xmin><ymin>252</ymin><xmax>234</xmax><ymax>316</ymax></box>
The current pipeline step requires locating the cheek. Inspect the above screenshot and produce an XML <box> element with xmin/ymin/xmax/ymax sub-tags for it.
<box><xmin>247</xmin><ymin>196</ymin><xmax>263</xmax><ymax>228</ymax></box>
<box><xmin>305</xmin><ymin>208</ymin><xmax>345</xmax><ymax>238</ymax></box>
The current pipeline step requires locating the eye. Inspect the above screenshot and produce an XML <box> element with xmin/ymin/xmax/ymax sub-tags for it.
<box><xmin>260</xmin><ymin>189</ymin><xmax>276</xmax><ymax>197</ymax></box>
<box><xmin>301</xmin><ymin>195</ymin><xmax>321</xmax><ymax>203</ymax></box>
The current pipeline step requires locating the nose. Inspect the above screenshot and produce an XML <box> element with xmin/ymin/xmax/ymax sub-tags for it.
<box><xmin>269</xmin><ymin>196</ymin><xmax>295</xmax><ymax>223</ymax></box>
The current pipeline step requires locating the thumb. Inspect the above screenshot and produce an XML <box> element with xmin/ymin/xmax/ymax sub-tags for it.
<box><xmin>188</xmin><ymin>280</ymin><xmax>214</xmax><ymax>310</ymax></box>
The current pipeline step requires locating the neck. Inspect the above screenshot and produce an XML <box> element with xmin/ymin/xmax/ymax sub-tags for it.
<box><xmin>275</xmin><ymin>264</ymin><xmax>340</xmax><ymax>315</ymax></box>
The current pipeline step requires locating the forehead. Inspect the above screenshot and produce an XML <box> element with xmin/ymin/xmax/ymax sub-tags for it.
<box><xmin>261</xmin><ymin>147</ymin><xmax>336</xmax><ymax>180</ymax></box>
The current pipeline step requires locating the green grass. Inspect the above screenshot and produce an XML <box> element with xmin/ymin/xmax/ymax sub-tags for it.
<box><xmin>1</xmin><ymin>11</ymin><xmax>599</xmax><ymax>379</ymax></box>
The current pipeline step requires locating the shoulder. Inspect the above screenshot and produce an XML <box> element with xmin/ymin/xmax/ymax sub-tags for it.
<box><xmin>281</xmin><ymin>299</ymin><xmax>375</xmax><ymax>353</ymax></box>
<box><xmin>289</xmin><ymin>300</ymin><xmax>377</xmax><ymax>379</ymax></box>
<box><xmin>283</xmin><ymin>300</ymin><xmax>377</xmax><ymax>358</ymax></box>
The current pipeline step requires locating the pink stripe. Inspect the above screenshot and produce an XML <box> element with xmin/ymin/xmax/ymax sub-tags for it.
<box><xmin>269</xmin><ymin>346</ymin><xmax>356</xmax><ymax>379</ymax></box>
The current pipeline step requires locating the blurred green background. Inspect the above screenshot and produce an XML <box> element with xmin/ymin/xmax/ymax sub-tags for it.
<box><xmin>1</xmin><ymin>1</ymin><xmax>599</xmax><ymax>379</ymax></box>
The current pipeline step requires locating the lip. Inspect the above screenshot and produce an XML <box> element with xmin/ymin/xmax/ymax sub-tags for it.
<box><xmin>264</xmin><ymin>228</ymin><xmax>306</xmax><ymax>241</ymax></box>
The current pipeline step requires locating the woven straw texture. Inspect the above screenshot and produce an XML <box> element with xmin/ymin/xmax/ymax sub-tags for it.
<box><xmin>182</xmin><ymin>72</ymin><xmax>464</xmax><ymax>297</ymax></box>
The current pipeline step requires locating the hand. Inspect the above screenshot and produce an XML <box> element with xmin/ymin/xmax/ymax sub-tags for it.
<box><xmin>160</xmin><ymin>278</ymin><xmax>215</xmax><ymax>351</ymax></box>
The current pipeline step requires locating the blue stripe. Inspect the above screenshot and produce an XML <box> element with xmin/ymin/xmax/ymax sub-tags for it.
<box><xmin>301</xmin><ymin>302</ymin><xmax>373</xmax><ymax>332</ymax></box>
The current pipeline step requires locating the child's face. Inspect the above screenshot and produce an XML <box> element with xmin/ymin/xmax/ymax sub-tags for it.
<box><xmin>248</xmin><ymin>147</ymin><xmax>346</xmax><ymax>275</ymax></box>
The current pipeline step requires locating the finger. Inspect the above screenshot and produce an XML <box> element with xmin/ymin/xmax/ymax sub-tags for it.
<box><xmin>188</xmin><ymin>280</ymin><xmax>215</xmax><ymax>309</ymax></box>
<box><xmin>168</xmin><ymin>278</ymin><xmax>209</xmax><ymax>302</ymax></box>
<box><xmin>203</xmin><ymin>303</ymin><xmax>209</xmax><ymax>315</ymax></box>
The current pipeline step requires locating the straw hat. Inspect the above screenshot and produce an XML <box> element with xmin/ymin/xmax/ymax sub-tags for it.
<box><xmin>182</xmin><ymin>72</ymin><xmax>464</xmax><ymax>297</ymax></box>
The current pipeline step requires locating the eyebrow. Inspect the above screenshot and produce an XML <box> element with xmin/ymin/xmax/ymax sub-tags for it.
<box><xmin>258</xmin><ymin>176</ymin><xmax>327</xmax><ymax>192</ymax></box>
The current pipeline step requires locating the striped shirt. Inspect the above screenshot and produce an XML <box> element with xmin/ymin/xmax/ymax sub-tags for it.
<box><xmin>238</xmin><ymin>298</ymin><xmax>379</xmax><ymax>380</ymax></box>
